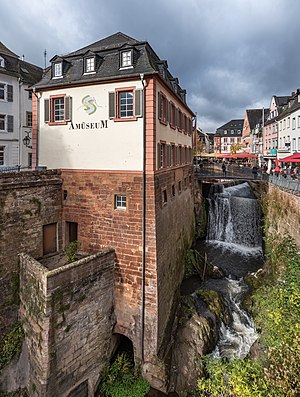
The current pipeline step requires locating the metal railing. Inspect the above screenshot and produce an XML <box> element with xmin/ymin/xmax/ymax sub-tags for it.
<box><xmin>195</xmin><ymin>163</ymin><xmax>300</xmax><ymax>193</ymax></box>
<box><xmin>0</xmin><ymin>165</ymin><xmax>35</xmax><ymax>173</ymax></box>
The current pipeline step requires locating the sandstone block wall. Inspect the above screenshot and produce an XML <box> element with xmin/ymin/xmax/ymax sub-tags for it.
<box><xmin>61</xmin><ymin>170</ymin><xmax>158</xmax><ymax>362</ymax></box>
<box><xmin>253</xmin><ymin>182</ymin><xmax>300</xmax><ymax>245</ymax></box>
<box><xmin>155</xmin><ymin>165</ymin><xmax>194</xmax><ymax>355</ymax></box>
<box><xmin>0</xmin><ymin>170</ymin><xmax>62</xmax><ymax>337</ymax></box>
<box><xmin>19</xmin><ymin>248</ymin><xmax>115</xmax><ymax>397</ymax></box>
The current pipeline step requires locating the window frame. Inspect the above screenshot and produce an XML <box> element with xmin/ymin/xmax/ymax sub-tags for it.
<box><xmin>45</xmin><ymin>94</ymin><xmax>72</xmax><ymax>125</ymax></box>
<box><xmin>0</xmin><ymin>146</ymin><xmax>4</xmax><ymax>165</ymax></box>
<box><xmin>115</xmin><ymin>194</ymin><xmax>127</xmax><ymax>210</ymax></box>
<box><xmin>0</xmin><ymin>83</ymin><xmax>5</xmax><ymax>101</ymax></box>
<box><xmin>115</xmin><ymin>87</ymin><xmax>136</xmax><ymax>120</ymax></box>
<box><xmin>26</xmin><ymin>111</ymin><xmax>32</xmax><ymax>127</ymax></box>
<box><xmin>120</xmin><ymin>50</ymin><xmax>133</xmax><ymax>68</ymax></box>
<box><xmin>53</xmin><ymin>62</ymin><xmax>63</xmax><ymax>78</ymax></box>
<box><xmin>0</xmin><ymin>114</ymin><xmax>5</xmax><ymax>131</ymax></box>
<box><xmin>84</xmin><ymin>56</ymin><xmax>95</xmax><ymax>73</ymax></box>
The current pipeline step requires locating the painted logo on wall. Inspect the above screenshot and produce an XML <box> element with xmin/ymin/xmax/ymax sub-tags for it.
<box><xmin>81</xmin><ymin>95</ymin><xmax>98</xmax><ymax>115</ymax></box>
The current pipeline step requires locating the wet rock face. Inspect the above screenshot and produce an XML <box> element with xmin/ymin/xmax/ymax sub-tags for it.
<box><xmin>171</xmin><ymin>313</ymin><xmax>215</xmax><ymax>396</ymax></box>
<box><xmin>169</xmin><ymin>291</ymin><xmax>226</xmax><ymax>396</ymax></box>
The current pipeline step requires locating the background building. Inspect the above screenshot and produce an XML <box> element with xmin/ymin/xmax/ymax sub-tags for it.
<box><xmin>214</xmin><ymin>119</ymin><xmax>243</xmax><ymax>154</ymax></box>
<box><xmin>0</xmin><ymin>42</ymin><xmax>42</xmax><ymax>168</ymax></box>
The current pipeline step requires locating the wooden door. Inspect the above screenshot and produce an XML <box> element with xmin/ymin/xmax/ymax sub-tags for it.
<box><xmin>43</xmin><ymin>223</ymin><xmax>57</xmax><ymax>255</ymax></box>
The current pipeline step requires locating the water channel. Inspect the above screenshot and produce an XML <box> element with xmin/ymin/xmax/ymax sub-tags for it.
<box><xmin>184</xmin><ymin>181</ymin><xmax>263</xmax><ymax>359</ymax></box>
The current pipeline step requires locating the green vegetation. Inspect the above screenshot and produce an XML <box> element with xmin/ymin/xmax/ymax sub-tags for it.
<box><xmin>0</xmin><ymin>322</ymin><xmax>24</xmax><ymax>373</ymax></box>
<box><xmin>100</xmin><ymin>353</ymin><xmax>150</xmax><ymax>397</ymax></box>
<box><xmin>64</xmin><ymin>240</ymin><xmax>81</xmax><ymax>263</ymax></box>
<box><xmin>185</xmin><ymin>248</ymin><xmax>210</xmax><ymax>279</ymax></box>
<box><xmin>196</xmin><ymin>233</ymin><xmax>300</xmax><ymax>397</ymax></box>
<box><xmin>198</xmin><ymin>356</ymin><xmax>272</xmax><ymax>397</ymax></box>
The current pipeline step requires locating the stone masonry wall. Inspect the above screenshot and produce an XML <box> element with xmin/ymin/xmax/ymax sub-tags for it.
<box><xmin>19</xmin><ymin>248</ymin><xmax>115</xmax><ymax>397</ymax></box>
<box><xmin>252</xmin><ymin>181</ymin><xmax>300</xmax><ymax>245</ymax></box>
<box><xmin>61</xmin><ymin>170</ymin><xmax>158</xmax><ymax>361</ymax></box>
<box><xmin>0</xmin><ymin>170</ymin><xmax>62</xmax><ymax>337</ymax></box>
<box><xmin>155</xmin><ymin>165</ymin><xmax>195</xmax><ymax>354</ymax></box>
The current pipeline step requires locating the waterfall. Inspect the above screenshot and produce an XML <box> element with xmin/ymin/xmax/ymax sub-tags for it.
<box><xmin>205</xmin><ymin>182</ymin><xmax>262</xmax><ymax>359</ymax></box>
<box><xmin>211</xmin><ymin>277</ymin><xmax>258</xmax><ymax>359</ymax></box>
<box><xmin>207</xmin><ymin>182</ymin><xmax>262</xmax><ymax>251</ymax></box>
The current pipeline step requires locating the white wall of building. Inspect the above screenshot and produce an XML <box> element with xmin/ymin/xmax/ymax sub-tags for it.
<box><xmin>38</xmin><ymin>81</ymin><xmax>144</xmax><ymax>171</ymax></box>
<box><xmin>278</xmin><ymin>105</ymin><xmax>300</xmax><ymax>160</ymax></box>
<box><xmin>0</xmin><ymin>73</ymin><xmax>33</xmax><ymax>167</ymax></box>
<box><xmin>156</xmin><ymin>81</ymin><xmax>192</xmax><ymax>149</ymax></box>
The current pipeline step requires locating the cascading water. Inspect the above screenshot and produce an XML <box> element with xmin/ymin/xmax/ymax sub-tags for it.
<box><xmin>203</xmin><ymin>182</ymin><xmax>263</xmax><ymax>358</ymax></box>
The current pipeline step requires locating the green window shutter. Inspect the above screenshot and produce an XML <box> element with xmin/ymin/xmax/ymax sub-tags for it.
<box><xmin>7</xmin><ymin>115</ymin><xmax>14</xmax><ymax>132</ymax></box>
<box><xmin>44</xmin><ymin>99</ymin><xmax>50</xmax><ymax>123</ymax></box>
<box><xmin>134</xmin><ymin>89</ymin><xmax>143</xmax><ymax>117</ymax></box>
<box><xmin>65</xmin><ymin>96</ymin><xmax>72</xmax><ymax>121</ymax></box>
<box><xmin>7</xmin><ymin>85</ymin><xmax>13</xmax><ymax>102</ymax></box>
<box><xmin>108</xmin><ymin>92</ymin><xmax>116</xmax><ymax>119</ymax></box>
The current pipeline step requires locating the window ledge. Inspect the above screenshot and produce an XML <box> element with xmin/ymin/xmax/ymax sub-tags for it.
<box><xmin>52</xmin><ymin>76</ymin><xmax>63</xmax><ymax>80</ymax></box>
<box><xmin>113</xmin><ymin>117</ymin><xmax>137</xmax><ymax>122</ymax></box>
<box><xmin>83</xmin><ymin>71</ymin><xmax>96</xmax><ymax>75</ymax></box>
<box><xmin>48</xmin><ymin>121</ymin><xmax>68</xmax><ymax>126</ymax></box>
<box><xmin>119</xmin><ymin>66</ymin><xmax>134</xmax><ymax>70</ymax></box>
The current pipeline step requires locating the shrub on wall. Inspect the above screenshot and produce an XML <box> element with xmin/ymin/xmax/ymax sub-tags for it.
<box><xmin>0</xmin><ymin>322</ymin><xmax>24</xmax><ymax>373</ymax></box>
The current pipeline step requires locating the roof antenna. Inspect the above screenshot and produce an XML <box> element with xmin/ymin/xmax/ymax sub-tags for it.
<box><xmin>44</xmin><ymin>49</ymin><xmax>47</xmax><ymax>69</ymax></box>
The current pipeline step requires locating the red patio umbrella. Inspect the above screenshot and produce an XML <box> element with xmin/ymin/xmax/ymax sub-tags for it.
<box><xmin>280</xmin><ymin>152</ymin><xmax>300</xmax><ymax>162</ymax></box>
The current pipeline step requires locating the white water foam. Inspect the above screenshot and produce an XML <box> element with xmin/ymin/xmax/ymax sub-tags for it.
<box><xmin>206</xmin><ymin>240</ymin><xmax>263</xmax><ymax>257</ymax></box>
<box><xmin>212</xmin><ymin>277</ymin><xmax>259</xmax><ymax>359</ymax></box>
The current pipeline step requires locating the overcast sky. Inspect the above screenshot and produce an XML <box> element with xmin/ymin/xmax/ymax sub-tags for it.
<box><xmin>1</xmin><ymin>0</ymin><xmax>300</xmax><ymax>132</ymax></box>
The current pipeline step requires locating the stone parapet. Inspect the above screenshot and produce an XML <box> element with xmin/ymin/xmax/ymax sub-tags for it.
<box><xmin>19</xmin><ymin>248</ymin><xmax>115</xmax><ymax>397</ymax></box>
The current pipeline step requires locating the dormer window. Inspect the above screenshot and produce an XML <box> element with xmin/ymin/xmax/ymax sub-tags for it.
<box><xmin>54</xmin><ymin>62</ymin><xmax>62</xmax><ymax>78</ymax></box>
<box><xmin>0</xmin><ymin>56</ymin><xmax>4</xmax><ymax>68</ymax></box>
<box><xmin>85</xmin><ymin>57</ymin><xmax>95</xmax><ymax>73</ymax></box>
<box><xmin>120</xmin><ymin>50</ymin><xmax>132</xmax><ymax>68</ymax></box>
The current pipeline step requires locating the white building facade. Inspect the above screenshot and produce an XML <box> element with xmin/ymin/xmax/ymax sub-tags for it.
<box><xmin>0</xmin><ymin>43</ymin><xmax>42</xmax><ymax>168</ymax></box>
<box><xmin>277</xmin><ymin>90</ymin><xmax>300</xmax><ymax>160</ymax></box>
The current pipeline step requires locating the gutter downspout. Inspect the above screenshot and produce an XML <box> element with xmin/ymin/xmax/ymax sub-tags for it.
<box><xmin>140</xmin><ymin>73</ymin><xmax>146</xmax><ymax>363</ymax></box>
<box><xmin>33</xmin><ymin>89</ymin><xmax>39</xmax><ymax>169</ymax></box>
<box><xmin>18</xmin><ymin>78</ymin><xmax>22</xmax><ymax>167</ymax></box>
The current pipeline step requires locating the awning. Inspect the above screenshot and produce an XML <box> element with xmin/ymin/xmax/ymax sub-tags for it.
<box><xmin>280</xmin><ymin>152</ymin><xmax>300</xmax><ymax>162</ymax></box>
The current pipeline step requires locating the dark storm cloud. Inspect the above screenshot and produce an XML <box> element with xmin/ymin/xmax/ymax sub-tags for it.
<box><xmin>1</xmin><ymin>0</ymin><xmax>300</xmax><ymax>131</ymax></box>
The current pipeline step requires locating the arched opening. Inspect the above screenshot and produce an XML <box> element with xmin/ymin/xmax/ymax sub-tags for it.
<box><xmin>94</xmin><ymin>333</ymin><xmax>136</xmax><ymax>396</ymax></box>
<box><xmin>110</xmin><ymin>333</ymin><xmax>135</xmax><ymax>363</ymax></box>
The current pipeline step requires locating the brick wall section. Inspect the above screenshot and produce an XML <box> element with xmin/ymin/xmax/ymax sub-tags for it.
<box><xmin>19</xmin><ymin>249</ymin><xmax>115</xmax><ymax>397</ymax></box>
<box><xmin>61</xmin><ymin>170</ymin><xmax>158</xmax><ymax>360</ymax></box>
<box><xmin>155</xmin><ymin>165</ymin><xmax>195</xmax><ymax>352</ymax></box>
<box><xmin>145</xmin><ymin>77</ymin><xmax>156</xmax><ymax>173</ymax></box>
<box><xmin>0</xmin><ymin>170</ymin><xmax>62</xmax><ymax>337</ymax></box>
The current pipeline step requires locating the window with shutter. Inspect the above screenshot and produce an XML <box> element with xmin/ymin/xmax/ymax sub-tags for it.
<box><xmin>45</xmin><ymin>95</ymin><xmax>72</xmax><ymax>124</ymax></box>
<box><xmin>44</xmin><ymin>99</ymin><xmax>50</xmax><ymax>123</ymax></box>
<box><xmin>108</xmin><ymin>92</ymin><xmax>116</xmax><ymax>119</ymax></box>
<box><xmin>65</xmin><ymin>96</ymin><xmax>72</xmax><ymax>121</ymax></box>
<box><xmin>7</xmin><ymin>115</ymin><xmax>14</xmax><ymax>132</ymax></box>
<box><xmin>158</xmin><ymin>92</ymin><xmax>162</xmax><ymax>120</ymax></box>
<box><xmin>7</xmin><ymin>85</ymin><xmax>13</xmax><ymax>102</ymax></box>
<box><xmin>134</xmin><ymin>89</ymin><xmax>143</xmax><ymax>117</ymax></box>
<box><xmin>157</xmin><ymin>142</ymin><xmax>162</xmax><ymax>169</ymax></box>
<box><xmin>0</xmin><ymin>84</ymin><xmax>4</xmax><ymax>100</ymax></box>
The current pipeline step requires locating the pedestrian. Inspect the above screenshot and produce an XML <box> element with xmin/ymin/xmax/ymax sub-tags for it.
<box><xmin>252</xmin><ymin>164</ymin><xmax>258</xmax><ymax>179</ymax></box>
<box><xmin>222</xmin><ymin>162</ymin><xmax>227</xmax><ymax>176</ymax></box>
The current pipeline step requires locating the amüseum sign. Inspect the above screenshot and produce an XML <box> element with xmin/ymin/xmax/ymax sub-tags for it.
<box><xmin>69</xmin><ymin>121</ymin><xmax>108</xmax><ymax>130</ymax></box>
